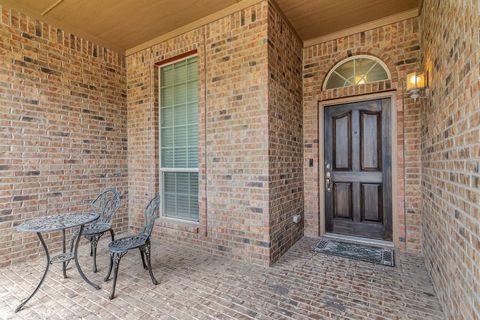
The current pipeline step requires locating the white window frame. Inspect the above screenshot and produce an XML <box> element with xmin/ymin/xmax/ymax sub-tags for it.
<box><xmin>323</xmin><ymin>55</ymin><xmax>391</xmax><ymax>90</ymax></box>
<box><xmin>158</xmin><ymin>54</ymin><xmax>199</xmax><ymax>223</ymax></box>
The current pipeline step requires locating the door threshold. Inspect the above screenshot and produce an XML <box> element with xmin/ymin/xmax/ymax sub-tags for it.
<box><xmin>324</xmin><ymin>233</ymin><xmax>394</xmax><ymax>248</ymax></box>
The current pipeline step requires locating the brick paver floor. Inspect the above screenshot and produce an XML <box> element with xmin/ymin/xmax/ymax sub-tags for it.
<box><xmin>0</xmin><ymin>236</ymin><xmax>444</xmax><ymax>320</ymax></box>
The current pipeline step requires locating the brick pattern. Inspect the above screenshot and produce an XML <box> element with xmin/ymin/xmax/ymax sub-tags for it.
<box><xmin>127</xmin><ymin>2</ymin><xmax>274</xmax><ymax>265</ymax></box>
<box><xmin>127</xmin><ymin>1</ymin><xmax>306</xmax><ymax>266</ymax></box>
<box><xmin>0</xmin><ymin>236</ymin><xmax>444</xmax><ymax>319</ymax></box>
<box><xmin>126</xmin><ymin>27</ymin><xmax>206</xmax><ymax>236</ymax></box>
<box><xmin>420</xmin><ymin>0</ymin><xmax>480</xmax><ymax>319</ymax></box>
<box><xmin>0</xmin><ymin>2</ymin><xmax>475</xmax><ymax>318</ymax></box>
<box><xmin>204</xmin><ymin>2</ymin><xmax>270</xmax><ymax>263</ymax></box>
<box><xmin>0</xmin><ymin>6</ymin><xmax>128</xmax><ymax>267</ymax></box>
<box><xmin>267</xmin><ymin>4</ymin><xmax>304</xmax><ymax>263</ymax></box>
<box><xmin>302</xmin><ymin>18</ymin><xmax>422</xmax><ymax>252</ymax></box>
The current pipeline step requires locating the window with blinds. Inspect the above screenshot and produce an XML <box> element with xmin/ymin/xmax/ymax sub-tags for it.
<box><xmin>159</xmin><ymin>56</ymin><xmax>199</xmax><ymax>222</ymax></box>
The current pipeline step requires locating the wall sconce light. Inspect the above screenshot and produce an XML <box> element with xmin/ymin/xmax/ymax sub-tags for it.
<box><xmin>355</xmin><ymin>75</ymin><xmax>366</xmax><ymax>85</ymax></box>
<box><xmin>406</xmin><ymin>71</ymin><xmax>427</xmax><ymax>101</ymax></box>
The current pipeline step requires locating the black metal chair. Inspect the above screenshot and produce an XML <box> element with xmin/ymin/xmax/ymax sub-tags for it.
<box><xmin>68</xmin><ymin>188</ymin><xmax>121</xmax><ymax>273</ymax></box>
<box><xmin>104</xmin><ymin>194</ymin><xmax>160</xmax><ymax>300</ymax></box>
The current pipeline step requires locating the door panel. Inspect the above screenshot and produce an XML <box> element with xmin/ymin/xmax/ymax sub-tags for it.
<box><xmin>333</xmin><ymin>112</ymin><xmax>351</xmax><ymax>170</ymax></box>
<box><xmin>361</xmin><ymin>183</ymin><xmax>383</xmax><ymax>222</ymax></box>
<box><xmin>333</xmin><ymin>182</ymin><xmax>352</xmax><ymax>219</ymax></box>
<box><xmin>325</xmin><ymin>99</ymin><xmax>392</xmax><ymax>240</ymax></box>
<box><xmin>360</xmin><ymin>111</ymin><xmax>381</xmax><ymax>171</ymax></box>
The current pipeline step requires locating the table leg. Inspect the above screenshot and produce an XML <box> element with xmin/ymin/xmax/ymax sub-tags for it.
<box><xmin>15</xmin><ymin>232</ymin><xmax>50</xmax><ymax>313</ymax></box>
<box><xmin>62</xmin><ymin>229</ymin><xmax>67</xmax><ymax>278</ymax></box>
<box><xmin>73</xmin><ymin>224</ymin><xmax>100</xmax><ymax>290</ymax></box>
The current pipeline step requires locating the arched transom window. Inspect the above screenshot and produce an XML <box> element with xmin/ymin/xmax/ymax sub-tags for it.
<box><xmin>323</xmin><ymin>55</ymin><xmax>391</xmax><ymax>90</ymax></box>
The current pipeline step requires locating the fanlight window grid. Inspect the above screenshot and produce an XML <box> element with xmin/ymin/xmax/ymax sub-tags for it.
<box><xmin>324</xmin><ymin>56</ymin><xmax>391</xmax><ymax>90</ymax></box>
<box><xmin>159</xmin><ymin>56</ymin><xmax>199</xmax><ymax>222</ymax></box>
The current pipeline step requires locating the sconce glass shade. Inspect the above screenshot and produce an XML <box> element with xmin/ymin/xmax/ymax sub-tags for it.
<box><xmin>407</xmin><ymin>72</ymin><xmax>425</xmax><ymax>91</ymax></box>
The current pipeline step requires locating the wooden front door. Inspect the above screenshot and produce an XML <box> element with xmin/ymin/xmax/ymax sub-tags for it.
<box><xmin>324</xmin><ymin>98</ymin><xmax>392</xmax><ymax>240</ymax></box>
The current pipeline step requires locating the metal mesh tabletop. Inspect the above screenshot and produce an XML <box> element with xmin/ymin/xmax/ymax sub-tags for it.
<box><xmin>17</xmin><ymin>213</ymin><xmax>99</xmax><ymax>233</ymax></box>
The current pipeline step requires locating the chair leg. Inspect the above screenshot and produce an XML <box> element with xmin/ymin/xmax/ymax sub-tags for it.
<box><xmin>139</xmin><ymin>249</ymin><xmax>148</xmax><ymax>270</ymax></box>
<box><xmin>91</xmin><ymin>236</ymin><xmax>99</xmax><ymax>273</ymax></box>
<box><xmin>104</xmin><ymin>229</ymin><xmax>115</xmax><ymax>281</ymax></box>
<box><xmin>105</xmin><ymin>253</ymin><xmax>113</xmax><ymax>282</ymax></box>
<box><xmin>89</xmin><ymin>238</ymin><xmax>93</xmax><ymax>257</ymax></box>
<box><xmin>109</xmin><ymin>253</ymin><xmax>123</xmax><ymax>300</ymax></box>
<box><xmin>143</xmin><ymin>242</ymin><xmax>158</xmax><ymax>285</ymax></box>
<box><xmin>109</xmin><ymin>228</ymin><xmax>115</xmax><ymax>242</ymax></box>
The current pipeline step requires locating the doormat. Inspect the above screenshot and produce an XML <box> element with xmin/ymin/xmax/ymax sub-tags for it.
<box><xmin>314</xmin><ymin>239</ymin><xmax>395</xmax><ymax>267</ymax></box>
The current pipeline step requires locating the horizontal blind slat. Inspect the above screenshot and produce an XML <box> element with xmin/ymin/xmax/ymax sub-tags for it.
<box><xmin>160</xmin><ymin>56</ymin><xmax>199</xmax><ymax>221</ymax></box>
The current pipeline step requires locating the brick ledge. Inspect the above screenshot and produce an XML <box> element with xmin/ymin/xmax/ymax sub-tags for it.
<box><xmin>156</xmin><ymin>218</ymin><xmax>199</xmax><ymax>233</ymax></box>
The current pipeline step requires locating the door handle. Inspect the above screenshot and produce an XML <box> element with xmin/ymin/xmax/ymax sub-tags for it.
<box><xmin>325</xmin><ymin>163</ymin><xmax>332</xmax><ymax>192</ymax></box>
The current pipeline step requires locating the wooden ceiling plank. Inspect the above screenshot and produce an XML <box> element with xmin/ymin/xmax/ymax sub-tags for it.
<box><xmin>275</xmin><ymin>0</ymin><xmax>419</xmax><ymax>40</ymax></box>
<box><xmin>125</xmin><ymin>0</ymin><xmax>263</xmax><ymax>56</ymax></box>
<box><xmin>303</xmin><ymin>8</ymin><xmax>419</xmax><ymax>48</ymax></box>
<box><xmin>50</xmin><ymin>0</ymin><xmax>238</xmax><ymax>50</ymax></box>
<box><xmin>0</xmin><ymin>0</ymin><xmax>125</xmax><ymax>53</ymax></box>
<box><xmin>1</xmin><ymin>0</ymin><xmax>421</xmax><ymax>54</ymax></box>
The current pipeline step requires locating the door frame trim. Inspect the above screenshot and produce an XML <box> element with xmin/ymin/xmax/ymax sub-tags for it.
<box><xmin>317</xmin><ymin>91</ymin><xmax>398</xmax><ymax>247</ymax></box>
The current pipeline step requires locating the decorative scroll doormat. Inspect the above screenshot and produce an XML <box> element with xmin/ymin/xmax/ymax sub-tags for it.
<box><xmin>314</xmin><ymin>239</ymin><xmax>395</xmax><ymax>267</ymax></box>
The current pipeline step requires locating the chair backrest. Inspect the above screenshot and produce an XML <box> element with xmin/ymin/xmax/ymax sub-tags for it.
<box><xmin>141</xmin><ymin>194</ymin><xmax>160</xmax><ymax>238</ymax></box>
<box><xmin>91</xmin><ymin>188</ymin><xmax>121</xmax><ymax>224</ymax></box>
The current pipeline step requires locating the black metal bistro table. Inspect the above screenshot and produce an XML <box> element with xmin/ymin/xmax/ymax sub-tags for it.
<box><xmin>15</xmin><ymin>213</ymin><xmax>100</xmax><ymax>312</ymax></box>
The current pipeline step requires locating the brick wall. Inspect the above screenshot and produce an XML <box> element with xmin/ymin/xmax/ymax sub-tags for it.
<box><xmin>267</xmin><ymin>3</ymin><xmax>304</xmax><ymax>262</ymax></box>
<box><xmin>420</xmin><ymin>0</ymin><xmax>480</xmax><ymax>318</ymax></box>
<box><xmin>0</xmin><ymin>5</ymin><xmax>128</xmax><ymax>267</ymax></box>
<box><xmin>127</xmin><ymin>1</ymin><xmax>274</xmax><ymax>265</ymax></box>
<box><xmin>303</xmin><ymin>17</ymin><xmax>422</xmax><ymax>251</ymax></box>
<box><xmin>127</xmin><ymin>0</ymin><xmax>304</xmax><ymax>266</ymax></box>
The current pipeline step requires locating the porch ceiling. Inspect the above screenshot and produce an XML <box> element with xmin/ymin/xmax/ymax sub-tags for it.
<box><xmin>0</xmin><ymin>0</ymin><xmax>420</xmax><ymax>53</ymax></box>
<box><xmin>277</xmin><ymin>0</ymin><xmax>420</xmax><ymax>42</ymax></box>
<box><xmin>0</xmin><ymin>0</ymin><xmax>239</xmax><ymax>52</ymax></box>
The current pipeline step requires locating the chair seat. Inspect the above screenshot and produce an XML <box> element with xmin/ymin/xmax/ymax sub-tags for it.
<box><xmin>82</xmin><ymin>222</ymin><xmax>112</xmax><ymax>236</ymax></box>
<box><xmin>108</xmin><ymin>234</ymin><xmax>148</xmax><ymax>253</ymax></box>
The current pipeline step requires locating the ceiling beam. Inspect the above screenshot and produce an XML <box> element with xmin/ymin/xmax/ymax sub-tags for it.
<box><xmin>41</xmin><ymin>0</ymin><xmax>63</xmax><ymax>16</ymax></box>
<box><xmin>303</xmin><ymin>8</ymin><xmax>419</xmax><ymax>48</ymax></box>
